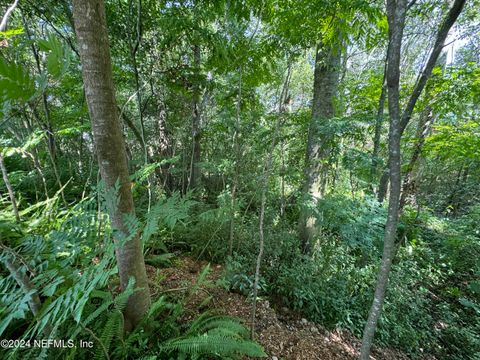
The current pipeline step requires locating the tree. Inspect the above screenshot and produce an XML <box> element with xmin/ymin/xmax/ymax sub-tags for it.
<box><xmin>298</xmin><ymin>40</ymin><xmax>341</xmax><ymax>253</ymax></box>
<box><xmin>360</xmin><ymin>0</ymin><xmax>467</xmax><ymax>357</ymax></box>
<box><xmin>72</xmin><ymin>0</ymin><xmax>151</xmax><ymax>330</ymax></box>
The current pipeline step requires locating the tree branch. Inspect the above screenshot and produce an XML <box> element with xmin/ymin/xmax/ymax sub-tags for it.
<box><xmin>399</xmin><ymin>0</ymin><xmax>467</xmax><ymax>135</ymax></box>
<box><xmin>0</xmin><ymin>0</ymin><xmax>19</xmax><ymax>32</ymax></box>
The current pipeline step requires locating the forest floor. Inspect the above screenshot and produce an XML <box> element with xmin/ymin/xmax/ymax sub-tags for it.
<box><xmin>146</xmin><ymin>257</ymin><xmax>425</xmax><ymax>360</ymax></box>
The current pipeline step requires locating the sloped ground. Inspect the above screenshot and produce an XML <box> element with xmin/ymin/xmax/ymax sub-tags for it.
<box><xmin>146</xmin><ymin>257</ymin><xmax>426</xmax><ymax>360</ymax></box>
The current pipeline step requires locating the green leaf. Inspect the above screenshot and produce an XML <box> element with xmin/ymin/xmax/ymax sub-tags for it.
<box><xmin>0</xmin><ymin>58</ymin><xmax>35</xmax><ymax>102</ymax></box>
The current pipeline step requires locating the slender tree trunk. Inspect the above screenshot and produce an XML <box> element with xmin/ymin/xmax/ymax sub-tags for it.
<box><xmin>279</xmin><ymin>63</ymin><xmax>292</xmax><ymax>217</ymax></box>
<box><xmin>23</xmin><ymin>17</ymin><xmax>65</xmax><ymax>203</ymax></box>
<box><xmin>22</xmin><ymin>113</ymin><xmax>50</xmax><ymax>199</ymax></box>
<box><xmin>127</xmin><ymin>0</ymin><xmax>154</xmax><ymax>210</ymax></box>
<box><xmin>360</xmin><ymin>0</ymin><xmax>466</xmax><ymax>357</ymax></box>
<box><xmin>0</xmin><ymin>153</ymin><xmax>20</xmax><ymax>222</ymax></box>
<box><xmin>360</xmin><ymin>2</ymin><xmax>407</xmax><ymax>357</ymax></box>
<box><xmin>299</xmin><ymin>41</ymin><xmax>341</xmax><ymax>254</ymax></box>
<box><xmin>29</xmin><ymin>105</ymin><xmax>67</xmax><ymax>205</ymax></box>
<box><xmin>156</xmin><ymin>107</ymin><xmax>174</xmax><ymax>192</ymax></box>
<box><xmin>228</xmin><ymin>66</ymin><xmax>242</xmax><ymax>256</ymax></box>
<box><xmin>23</xmin><ymin>15</ymin><xmax>58</xmax><ymax>162</ymax></box>
<box><xmin>250</xmin><ymin>117</ymin><xmax>283</xmax><ymax>340</ymax></box>
<box><xmin>72</xmin><ymin>0</ymin><xmax>151</xmax><ymax>331</ymax></box>
<box><xmin>189</xmin><ymin>44</ymin><xmax>202</xmax><ymax>190</ymax></box>
<box><xmin>2</xmin><ymin>255</ymin><xmax>42</xmax><ymax>316</ymax></box>
<box><xmin>120</xmin><ymin>108</ymin><xmax>146</xmax><ymax>150</ymax></box>
<box><xmin>372</xmin><ymin>57</ymin><xmax>388</xmax><ymax>194</ymax></box>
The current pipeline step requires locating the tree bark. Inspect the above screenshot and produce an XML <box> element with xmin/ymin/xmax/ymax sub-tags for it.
<box><xmin>299</xmin><ymin>41</ymin><xmax>341</xmax><ymax>254</ymax></box>
<box><xmin>360</xmin><ymin>0</ymin><xmax>466</xmax><ymax>357</ymax></box>
<box><xmin>72</xmin><ymin>0</ymin><xmax>151</xmax><ymax>331</ymax></box>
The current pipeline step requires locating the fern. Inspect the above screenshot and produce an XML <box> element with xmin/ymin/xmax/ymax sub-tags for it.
<box><xmin>160</xmin><ymin>312</ymin><xmax>266</xmax><ymax>359</ymax></box>
<box><xmin>186</xmin><ymin>314</ymin><xmax>248</xmax><ymax>338</ymax></box>
<box><xmin>161</xmin><ymin>332</ymin><xmax>266</xmax><ymax>359</ymax></box>
<box><xmin>142</xmin><ymin>192</ymin><xmax>196</xmax><ymax>244</ymax></box>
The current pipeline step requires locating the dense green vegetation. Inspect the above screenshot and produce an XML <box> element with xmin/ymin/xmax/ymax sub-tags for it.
<box><xmin>0</xmin><ymin>0</ymin><xmax>479</xmax><ymax>359</ymax></box>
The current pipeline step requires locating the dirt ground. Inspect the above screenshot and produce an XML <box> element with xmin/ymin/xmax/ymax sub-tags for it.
<box><xmin>146</xmin><ymin>257</ymin><xmax>431</xmax><ymax>360</ymax></box>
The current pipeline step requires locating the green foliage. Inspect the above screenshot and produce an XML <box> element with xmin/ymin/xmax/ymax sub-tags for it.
<box><xmin>160</xmin><ymin>312</ymin><xmax>266</xmax><ymax>359</ymax></box>
<box><xmin>221</xmin><ymin>197</ymin><xmax>480</xmax><ymax>358</ymax></box>
<box><xmin>0</xmin><ymin>184</ymin><xmax>266</xmax><ymax>360</ymax></box>
<box><xmin>0</xmin><ymin>58</ymin><xmax>35</xmax><ymax>103</ymax></box>
<box><xmin>37</xmin><ymin>33</ymin><xmax>72</xmax><ymax>80</ymax></box>
<box><xmin>1</xmin><ymin>1</ymin><xmax>479</xmax><ymax>359</ymax></box>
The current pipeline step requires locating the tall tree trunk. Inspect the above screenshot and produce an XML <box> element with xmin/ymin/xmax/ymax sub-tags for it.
<box><xmin>156</xmin><ymin>107</ymin><xmax>174</xmax><ymax>192</ymax></box>
<box><xmin>228</xmin><ymin>66</ymin><xmax>242</xmax><ymax>256</ymax></box>
<box><xmin>23</xmin><ymin>15</ymin><xmax>66</xmax><ymax>204</ymax></box>
<box><xmin>72</xmin><ymin>0</ymin><xmax>151</xmax><ymax>331</ymax></box>
<box><xmin>23</xmin><ymin>15</ymin><xmax>58</xmax><ymax>162</ymax></box>
<box><xmin>299</xmin><ymin>42</ymin><xmax>341</xmax><ymax>253</ymax></box>
<box><xmin>372</xmin><ymin>55</ymin><xmax>388</xmax><ymax>194</ymax></box>
<box><xmin>360</xmin><ymin>1</ymin><xmax>406</xmax><ymax>354</ymax></box>
<box><xmin>0</xmin><ymin>153</ymin><xmax>20</xmax><ymax>222</ymax></box>
<box><xmin>360</xmin><ymin>0</ymin><xmax>466</xmax><ymax>357</ymax></box>
<box><xmin>250</xmin><ymin>115</ymin><xmax>284</xmax><ymax>340</ymax></box>
<box><xmin>189</xmin><ymin>44</ymin><xmax>202</xmax><ymax>190</ymax></box>
<box><xmin>279</xmin><ymin>63</ymin><xmax>292</xmax><ymax>217</ymax></box>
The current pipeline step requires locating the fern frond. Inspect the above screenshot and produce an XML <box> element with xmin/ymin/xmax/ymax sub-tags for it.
<box><xmin>187</xmin><ymin>314</ymin><xmax>247</xmax><ymax>338</ymax></box>
<box><xmin>161</xmin><ymin>334</ymin><xmax>266</xmax><ymax>358</ymax></box>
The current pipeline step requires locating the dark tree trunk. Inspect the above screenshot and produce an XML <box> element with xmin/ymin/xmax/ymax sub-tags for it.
<box><xmin>72</xmin><ymin>0</ymin><xmax>151</xmax><ymax>331</ymax></box>
<box><xmin>299</xmin><ymin>41</ymin><xmax>341</xmax><ymax>253</ymax></box>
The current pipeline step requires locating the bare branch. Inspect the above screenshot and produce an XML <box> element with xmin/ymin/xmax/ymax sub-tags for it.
<box><xmin>0</xmin><ymin>0</ymin><xmax>19</xmax><ymax>32</ymax></box>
